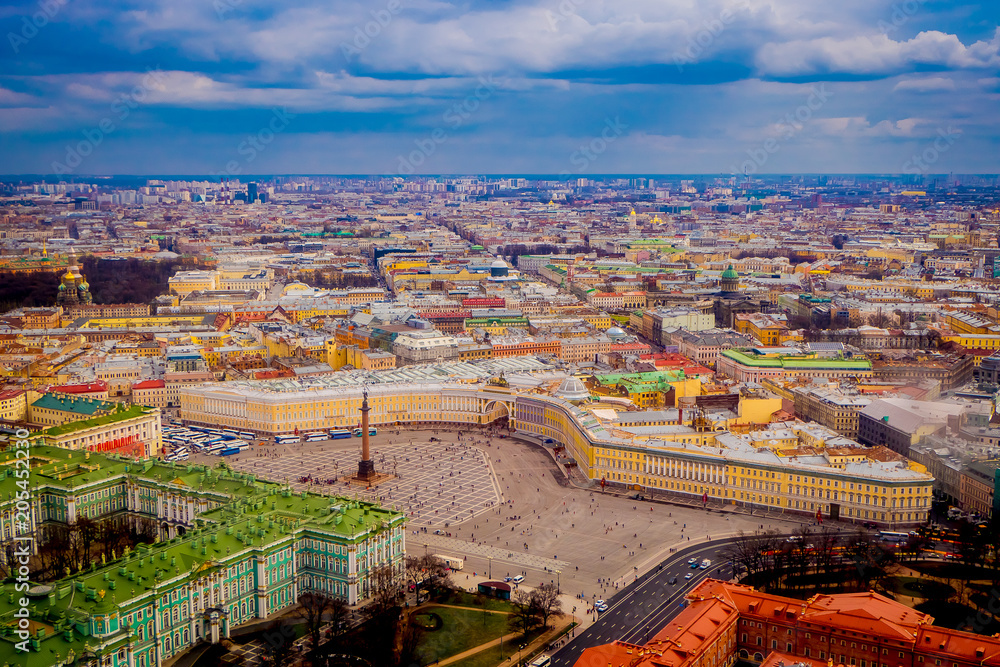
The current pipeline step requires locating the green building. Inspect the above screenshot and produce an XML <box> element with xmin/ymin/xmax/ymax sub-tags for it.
<box><xmin>0</xmin><ymin>446</ymin><xmax>405</xmax><ymax>667</ymax></box>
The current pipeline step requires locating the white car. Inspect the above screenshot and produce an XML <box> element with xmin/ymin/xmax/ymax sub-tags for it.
<box><xmin>595</xmin><ymin>600</ymin><xmax>605</xmax><ymax>606</ymax></box>
<box><xmin>684</xmin><ymin>572</ymin><xmax>693</xmax><ymax>580</ymax></box>
<box><xmin>596</xmin><ymin>603</ymin><xmax>608</xmax><ymax>613</ymax></box>
<box><xmin>512</xmin><ymin>575</ymin><xmax>524</xmax><ymax>584</ymax></box>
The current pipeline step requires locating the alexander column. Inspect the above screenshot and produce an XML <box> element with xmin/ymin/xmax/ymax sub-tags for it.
<box><xmin>357</xmin><ymin>388</ymin><xmax>376</xmax><ymax>480</ymax></box>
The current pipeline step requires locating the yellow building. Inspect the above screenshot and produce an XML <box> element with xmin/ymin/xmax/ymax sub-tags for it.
<box><xmin>734</xmin><ymin>314</ymin><xmax>789</xmax><ymax>347</ymax></box>
<box><xmin>0</xmin><ymin>389</ymin><xmax>28</xmax><ymax>421</ymax></box>
<box><xmin>181</xmin><ymin>376</ymin><xmax>931</xmax><ymax>527</ymax></box>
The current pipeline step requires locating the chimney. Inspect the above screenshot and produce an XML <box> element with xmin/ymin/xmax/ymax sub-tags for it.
<box><xmin>678</xmin><ymin>407</ymin><xmax>683</xmax><ymax>425</ymax></box>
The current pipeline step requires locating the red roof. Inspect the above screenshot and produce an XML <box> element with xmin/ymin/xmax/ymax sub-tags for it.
<box><xmin>420</xmin><ymin>311</ymin><xmax>472</xmax><ymax>319</ymax></box>
<box><xmin>0</xmin><ymin>389</ymin><xmax>24</xmax><ymax>401</ymax></box>
<box><xmin>49</xmin><ymin>380</ymin><xmax>108</xmax><ymax>394</ymax></box>
<box><xmin>131</xmin><ymin>379</ymin><xmax>166</xmax><ymax>389</ymax></box>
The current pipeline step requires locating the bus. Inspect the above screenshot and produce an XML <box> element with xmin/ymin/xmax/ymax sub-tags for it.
<box><xmin>189</xmin><ymin>426</ymin><xmax>212</xmax><ymax>433</ymax></box>
<box><xmin>222</xmin><ymin>429</ymin><xmax>241</xmax><ymax>438</ymax></box>
<box><xmin>329</xmin><ymin>429</ymin><xmax>352</xmax><ymax>440</ymax></box>
<box><xmin>206</xmin><ymin>443</ymin><xmax>227</xmax><ymax>454</ymax></box>
<box><xmin>432</xmin><ymin>554</ymin><xmax>464</xmax><ymax>571</ymax></box>
<box><xmin>353</xmin><ymin>427</ymin><xmax>377</xmax><ymax>437</ymax></box>
<box><xmin>304</xmin><ymin>432</ymin><xmax>328</xmax><ymax>442</ymax></box>
<box><xmin>239</xmin><ymin>432</ymin><xmax>256</xmax><ymax>440</ymax></box>
<box><xmin>219</xmin><ymin>447</ymin><xmax>241</xmax><ymax>456</ymax></box>
<box><xmin>276</xmin><ymin>435</ymin><xmax>300</xmax><ymax>444</ymax></box>
<box><xmin>878</xmin><ymin>531</ymin><xmax>911</xmax><ymax>544</ymax></box>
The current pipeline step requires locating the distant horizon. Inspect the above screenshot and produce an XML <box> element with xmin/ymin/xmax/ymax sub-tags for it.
<box><xmin>2</xmin><ymin>173</ymin><xmax>997</xmax><ymax>182</ymax></box>
<box><xmin>3</xmin><ymin>2</ymin><xmax>999</xmax><ymax>174</ymax></box>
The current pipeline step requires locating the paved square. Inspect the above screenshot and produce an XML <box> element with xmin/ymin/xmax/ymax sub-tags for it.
<box><xmin>190</xmin><ymin>427</ymin><xmax>805</xmax><ymax>602</ymax></box>
<box><xmin>197</xmin><ymin>438</ymin><xmax>503</xmax><ymax>527</ymax></box>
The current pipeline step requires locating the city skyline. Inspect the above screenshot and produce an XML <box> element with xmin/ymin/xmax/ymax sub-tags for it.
<box><xmin>1</xmin><ymin>0</ymin><xmax>998</xmax><ymax>175</ymax></box>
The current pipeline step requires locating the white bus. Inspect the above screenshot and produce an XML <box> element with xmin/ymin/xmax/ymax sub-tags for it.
<box><xmin>432</xmin><ymin>554</ymin><xmax>464</xmax><ymax>571</ymax></box>
<box><xmin>275</xmin><ymin>434</ymin><xmax>300</xmax><ymax>444</ymax></box>
<box><xmin>304</xmin><ymin>432</ymin><xmax>328</xmax><ymax>442</ymax></box>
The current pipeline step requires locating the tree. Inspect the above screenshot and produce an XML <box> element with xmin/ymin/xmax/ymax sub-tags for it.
<box><xmin>721</xmin><ymin>530</ymin><xmax>783</xmax><ymax>590</ymax></box>
<box><xmin>844</xmin><ymin>530</ymin><xmax>896</xmax><ymax>591</ymax></box>
<box><xmin>297</xmin><ymin>591</ymin><xmax>336</xmax><ymax>655</ymax></box>
<box><xmin>531</xmin><ymin>583</ymin><xmax>562</xmax><ymax>629</ymax></box>
<box><xmin>406</xmin><ymin>554</ymin><xmax>452</xmax><ymax>598</ymax></box>
<box><xmin>366</xmin><ymin>564</ymin><xmax>404</xmax><ymax>618</ymax></box>
<box><xmin>509</xmin><ymin>589</ymin><xmax>541</xmax><ymax>637</ymax></box>
<box><xmin>259</xmin><ymin>622</ymin><xmax>298</xmax><ymax>667</ymax></box>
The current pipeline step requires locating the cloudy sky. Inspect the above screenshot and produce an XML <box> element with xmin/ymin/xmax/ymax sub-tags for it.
<box><xmin>1</xmin><ymin>0</ymin><xmax>998</xmax><ymax>176</ymax></box>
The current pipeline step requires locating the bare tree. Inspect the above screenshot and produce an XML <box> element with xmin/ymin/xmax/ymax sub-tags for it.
<box><xmin>406</xmin><ymin>554</ymin><xmax>452</xmax><ymax>598</ymax></box>
<box><xmin>297</xmin><ymin>591</ymin><xmax>335</xmax><ymax>654</ymax></box>
<box><xmin>259</xmin><ymin>622</ymin><xmax>298</xmax><ymax>667</ymax></box>
<box><xmin>509</xmin><ymin>588</ymin><xmax>540</xmax><ymax>637</ymax></box>
<box><xmin>531</xmin><ymin>583</ymin><xmax>562</xmax><ymax>629</ymax></box>
<box><xmin>367</xmin><ymin>564</ymin><xmax>404</xmax><ymax>618</ymax></box>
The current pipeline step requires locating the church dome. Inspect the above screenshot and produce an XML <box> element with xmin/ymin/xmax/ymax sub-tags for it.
<box><xmin>553</xmin><ymin>377</ymin><xmax>591</xmax><ymax>402</ymax></box>
<box><xmin>490</xmin><ymin>258</ymin><xmax>509</xmax><ymax>278</ymax></box>
<box><xmin>721</xmin><ymin>265</ymin><xmax>739</xmax><ymax>280</ymax></box>
<box><xmin>58</xmin><ymin>283</ymin><xmax>66</xmax><ymax>291</ymax></box>
<box><xmin>606</xmin><ymin>326</ymin><xmax>627</xmax><ymax>340</ymax></box>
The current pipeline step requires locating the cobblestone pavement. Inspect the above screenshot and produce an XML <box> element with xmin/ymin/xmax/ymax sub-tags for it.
<box><xmin>210</xmin><ymin>437</ymin><xmax>502</xmax><ymax>526</ymax></box>
<box><xmin>408</xmin><ymin>533</ymin><xmax>570</xmax><ymax>575</ymax></box>
<box><xmin>193</xmin><ymin>427</ymin><xmax>804</xmax><ymax>603</ymax></box>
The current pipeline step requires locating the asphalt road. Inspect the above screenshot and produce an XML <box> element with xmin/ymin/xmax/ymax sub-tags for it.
<box><xmin>549</xmin><ymin>525</ymin><xmax>882</xmax><ymax>667</ymax></box>
<box><xmin>548</xmin><ymin>536</ymin><xmax>742</xmax><ymax>667</ymax></box>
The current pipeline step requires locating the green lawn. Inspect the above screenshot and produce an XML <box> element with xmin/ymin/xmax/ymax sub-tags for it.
<box><xmin>416</xmin><ymin>605</ymin><xmax>511</xmax><ymax>664</ymax></box>
<box><xmin>441</xmin><ymin>589</ymin><xmax>517</xmax><ymax>613</ymax></box>
<box><xmin>882</xmin><ymin>576</ymin><xmax>955</xmax><ymax>599</ymax></box>
<box><xmin>448</xmin><ymin>627</ymin><xmax>546</xmax><ymax>667</ymax></box>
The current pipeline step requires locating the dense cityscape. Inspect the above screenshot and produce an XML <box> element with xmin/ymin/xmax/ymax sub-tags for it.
<box><xmin>0</xmin><ymin>174</ymin><xmax>997</xmax><ymax>667</ymax></box>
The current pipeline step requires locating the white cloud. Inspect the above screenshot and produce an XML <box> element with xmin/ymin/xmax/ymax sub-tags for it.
<box><xmin>892</xmin><ymin>77</ymin><xmax>955</xmax><ymax>93</ymax></box>
<box><xmin>756</xmin><ymin>29</ymin><xmax>1000</xmax><ymax>78</ymax></box>
<box><xmin>810</xmin><ymin>116</ymin><xmax>928</xmax><ymax>137</ymax></box>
